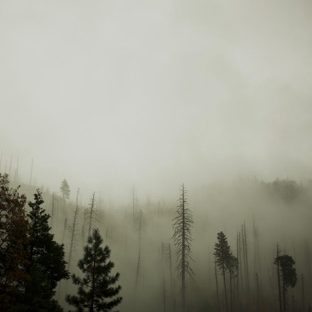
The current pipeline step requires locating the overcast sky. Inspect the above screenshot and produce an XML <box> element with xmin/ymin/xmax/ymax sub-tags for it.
<box><xmin>0</xmin><ymin>0</ymin><xmax>311</xmax><ymax>199</ymax></box>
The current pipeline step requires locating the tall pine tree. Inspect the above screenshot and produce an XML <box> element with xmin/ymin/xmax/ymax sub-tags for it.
<box><xmin>214</xmin><ymin>232</ymin><xmax>233</xmax><ymax>312</ymax></box>
<box><xmin>24</xmin><ymin>189</ymin><xmax>69</xmax><ymax>311</ymax></box>
<box><xmin>67</xmin><ymin>228</ymin><xmax>122</xmax><ymax>312</ymax></box>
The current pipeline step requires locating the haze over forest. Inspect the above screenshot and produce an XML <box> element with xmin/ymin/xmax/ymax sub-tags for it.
<box><xmin>0</xmin><ymin>1</ymin><xmax>312</xmax><ymax>312</ymax></box>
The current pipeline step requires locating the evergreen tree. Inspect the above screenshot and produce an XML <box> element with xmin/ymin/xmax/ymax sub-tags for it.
<box><xmin>172</xmin><ymin>184</ymin><xmax>193</xmax><ymax>311</ymax></box>
<box><xmin>60</xmin><ymin>179</ymin><xmax>70</xmax><ymax>200</ymax></box>
<box><xmin>275</xmin><ymin>254</ymin><xmax>297</xmax><ymax>311</ymax></box>
<box><xmin>214</xmin><ymin>232</ymin><xmax>232</xmax><ymax>312</ymax></box>
<box><xmin>24</xmin><ymin>189</ymin><xmax>69</xmax><ymax>311</ymax></box>
<box><xmin>67</xmin><ymin>229</ymin><xmax>122</xmax><ymax>312</ymax></box>
<box><xmin>0</xmin><ymin>174</ymin><xmax>29</xmax><ymax>311</ymax></box>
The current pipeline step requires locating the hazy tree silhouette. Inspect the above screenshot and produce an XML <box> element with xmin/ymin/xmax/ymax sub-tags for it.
<box><xmin>60</xmin><ymin>179</ymin><xmax>70</xmax><ymax>200</ymax></box>
<box><xmin>0</xmin><ymin>174</ymin><xmax>28</xmax><ymax>311</ymax></box>
<box><xmin>67</xmin><ymin>229</ymin><xmax>122</xmax><ymax>312</ymax></box>
<box><xmin>275</xmin><ymin>254</ymin><xmax>297</xmax><ymax>311</ymax></box>
<box><xmin>24</xmin><ymin>189</ymin><xmax>69</xmax><ymax>311</ymax></box>
<box><xmin>172</xmin><ymin>184</ymin><xmax>193</xmax><ymax>311</ymax></box>
<box><xmin>214</xmin><ymin>232</ymin><xmax>233</xmax><ymax>312</ymax></box>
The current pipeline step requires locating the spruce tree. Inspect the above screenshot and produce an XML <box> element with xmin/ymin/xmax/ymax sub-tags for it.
<box><xmin>0</xmin><ymin>173</ymin><xmax>29</xmax><ymax>311</ymax></box>
<box><xmin>24</xmin><ymin>189</ymin><xmax>69</xmax><ymax>311</ymax></box>
<box><xmin>67</xmin><ymin>228</ymin><xmax>122</xmax><ymax>312</ymax></box>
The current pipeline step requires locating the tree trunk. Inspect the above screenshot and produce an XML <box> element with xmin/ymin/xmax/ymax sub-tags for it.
<box><xmin>223</xmin><ymin>267</ymin><xmax>228</xmax><ymax>312</ymax></box>
<box><xmin>215</xmin><ymin>259</ymin><xmax>221</xmax><ymax>312</ymax></box>
<box><xmin>277</xmin><ymin>246</ymin><xmax>283</xmax><ymax>312</ymax></box>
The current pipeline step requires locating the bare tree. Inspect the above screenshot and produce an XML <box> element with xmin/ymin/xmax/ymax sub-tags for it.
<box><xmin>172</xmin><ymin>184</ymin><xmax>193</xmax><ymax>311</ymax></box>
<box><xmin>88</xmin><ymin>192</ymin><xmax>96</xmax><ymax>238</ymax></box>
<box><xmin>68</xmin><ymin>188</ymin><xmax>80</xmax><ymax>270</ymax></box>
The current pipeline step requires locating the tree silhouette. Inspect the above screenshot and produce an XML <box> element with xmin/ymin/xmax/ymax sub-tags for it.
<box><xmin>67</xmin><ymin>229</ymin><xmax>122</xmax><ymax>312</ymax></box>
<box><xmin>172</xmin><ymin>184</ymin><xmax>193</xmax><ymax>311</ymax></box>
<box><xmin>0</xmin><ymin>174</ymin><xmax>29</xmax><ymax>311</ymax></box>
<box><xmin>275</xmin><ymin>254</ymin><xmax>297</xmax><ymax>311</ymax></box>
<box><xmin>60</xmin><ymin>179</ymin><xmax>70</xmax><ymax>200</ymax></box>
<box><xmin>214</xmin><ymin>232</ymin><xmax>233</xmax><ymax>312</ymax></box>
<box><xmin>24</xmin><ymin>189</ymin><xmax>69</xmax><ymax>311</ymax></box>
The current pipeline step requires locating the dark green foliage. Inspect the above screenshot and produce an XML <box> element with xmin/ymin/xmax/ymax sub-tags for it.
<box><xmin>67</xmin><ymin>229</ymin><xmax>122</xmax><ymax>312</ymax></box>
<box><xmin>24</xmin><ymin>189</ymin><xmax>69</xmax><ymax>311</ymax></box>
<box><xmin>0</xmin><ymin>174</ymin><xmax>29</xmax><ymax>311</ymax></box>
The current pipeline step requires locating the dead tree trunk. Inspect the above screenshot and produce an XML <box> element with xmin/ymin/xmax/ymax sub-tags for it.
<box><xmin>215</xmin><ymin>258</ymin><xmax>221</xmax><ymax>312</ymax></box>
<box><xmin>161</xmin><ymin>243</ymin><xmax>167</xmax><ymax>312</ymax></box>
<box><xmin>51</xmin><ymin>192</ymin><xmax>55</xmax><ymax>227</ymax></box>
<box><xmin>62</xmin><ymin>218</ymin><xmax>67</xmax><ymax>245</ymax></box>
<box><xmin>88</xmin><ymin>192</ymin><xmax>95</xmax><ymax>238</ymax></box>
<box><xmin>223</xmin><ymin>267</ymin><xmax>228</xmax><ymax>312</ymax></box>
<box><xmin>68</xmin><ymin>188</ymin><xmax>80</xmax><ymax>270</ymax></box>
<box><xmin>173</xmin><ymin>184</ymin><xmax>193</xmax><ymax>312</ymax></box>
<box><xmin>276</xmin><ymin>245</ymin><xmax>283</xmax><ymax>312</ymax></box>
<box><xmin>301</xmin><ymin>274</ymin><xmax>305</xmax><ymax>312</ymax></box>
<box><xmin>135</xmin><ymin>209</ymin><xmax>143</xmax><ymax>290</ymax></box>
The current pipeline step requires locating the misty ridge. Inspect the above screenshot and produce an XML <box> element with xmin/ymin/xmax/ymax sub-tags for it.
<box><xmin>1</xmin><ymin>0</ymin><xmax>312</xmax><ymax>311</ymax></box>
<box><xmin>0</xmin><ymin>166</ymin><xmax>312</xmax><ymax>312</ymax></box>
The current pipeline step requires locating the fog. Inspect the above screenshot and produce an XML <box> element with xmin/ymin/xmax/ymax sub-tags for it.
<box><xmin>1</xmin><ymin>0</ymin><xmax>312</xmax><ymax>199</ymax></box>
<box><xmin>0</xmin><ymin>2</ymin><xmax>312</xmax><ymax>311</ymax></box>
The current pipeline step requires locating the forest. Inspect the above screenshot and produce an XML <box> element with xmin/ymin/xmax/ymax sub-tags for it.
<box><xmin>1</xmin><ymin>1</ymin><xmax>312</xmax><ymax>311</ymax></box>
<box><xmin>0</xmin><ymin>169</ymin><xmax>311</xmax><ymax>312</ymax></box>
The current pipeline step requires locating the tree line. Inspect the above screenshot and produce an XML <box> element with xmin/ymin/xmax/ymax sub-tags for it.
<box><xmin>0</xmin><ymin>173</ymin><xmax>310</xmax><ymax>312</ymax></box>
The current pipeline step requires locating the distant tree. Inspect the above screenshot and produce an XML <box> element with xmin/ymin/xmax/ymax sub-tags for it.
<box><xmin>66</xmin><ymin>229</ymin><xmax>122</xmax><ymax>312</ymax></box>
<box><xmin>266</xmin><ymin>179</ymin><xmax>302</xmax><ymax>203</ymax></box>
<box><xmin>214</xmin><ymin>232</ymin><xmax>232</xmax><ymax>312</ymax></box>
<box><xmin>275</xmin><ymin>254</ymin><xmax>297</xmax><ymax>311</ymax></box>
<box><xmin>227</xmin><ymin>254</ymin><xmax>238</xmax><ymax>311</ymax></box>
<box><xmin>60</xmin><ymin>179</ymin><xmax>70</xmax><ymax>200</ymax></box>
<box><xmin>24</xmin><ymin>190</ymin><xmax>69</xmax><ymax>311</ymax></box>
<box><xmin>172</xmin><ymin>184</ymin><xmax>193</xmax><ymax>311</ymax></box>
<box><xmin>0</xmin><ymin>174</ymin><xmax>29</xmax><ymax>311</ymax></box>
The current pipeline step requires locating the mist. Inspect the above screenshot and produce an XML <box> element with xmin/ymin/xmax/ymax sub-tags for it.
<box><xmin>0</xmin><ymin>1</ymin><xmax>312</xmax><ymax>312</ymax></box>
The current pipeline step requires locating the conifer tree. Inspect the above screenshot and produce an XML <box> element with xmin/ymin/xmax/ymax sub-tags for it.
<box><xmin>274</xmin><ymin>254</ymin><xmax>297</xmax><ymax>311</ymax></box>
<box><xmin>60</xmin><ymin>179</ymin><xmax>70</xmax><ymax>200</ymax></box>
<box><xmin>0</xmin><ymin>173</ymin><xmax>29</xmax><ymax>311</ymax></box>
<box><xmin>214</xmin><ymin>232</ymin><xmax>232</xmax><ymax>312</ymax></box>
<box><xmin>67</xmin><ymin>229</ymin><xmax>122</xmax><ymax>312</ymax></box>
<box><xmin>172</xmin><ymin>184</ymin><xmax>193</xmax><ymax>311</ymax></box>
<box><xmin>24</xmin><ymin>189</ymin><xmax>69</xmax><ymax>311</ymax></box>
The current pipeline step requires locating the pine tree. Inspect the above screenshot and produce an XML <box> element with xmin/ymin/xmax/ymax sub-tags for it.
<box><xmin>172</xmin><ymin>184</ymin><xmax>193</xmax><ymax>311</ymax></box>
<box><xmin>67</xmin><ymin>229</ymin><xmax>122</xmax><ymax>312</ymax></box>
<box><xmin>24</xmin><ymin>189</ymin><xmax>69</xmax><ymax>311</ymax></box>
<box><xmin>214</xmin><ymin>232</ymin><xmax>232</xmax><ymax>312</ymax></box>
<box><xmin>274</xmin><ymin>254</ymin><xmax>297</xmax><ymax>311</ymax></box>
<box><xmin>60</xmin><ymin>179</ymin><xmax>70</xmax><ymax>200</ymax></box>
<box><xmin>0</xmin><ymin>173</ymin><xmax>29</xmax><ymax>311</ymax></box>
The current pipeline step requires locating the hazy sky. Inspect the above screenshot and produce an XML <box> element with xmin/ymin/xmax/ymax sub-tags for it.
<box><xmin>0</xmin><ymin>0</ymin><xmax>311</xmax><ymax>198</ymax></box>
